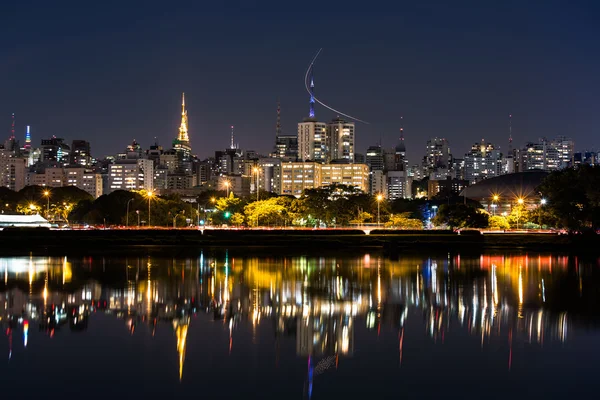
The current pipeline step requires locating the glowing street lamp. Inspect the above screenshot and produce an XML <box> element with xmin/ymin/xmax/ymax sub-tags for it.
<box><xmin>540</xmin><ymin>198</ymin><xmax>547</xmax><ymax>205</ymax></box>
<box><xmin>224</xmin><ymin>181</ymin><xmax>230</xmax><ymax>197</ymax></box>
<box><xmin>491</xmin><ymin>194</ymin><xmax>499</xmax><ymax>216</ymax></box>
<box><xmin>253</xmin><ymin>167</ymin><xmax>260</xmax><ymax>202</ymax></box>
<box><xmin>516</xmin><ymin>197</ymin><xmax>524</xmax><ymax>229</ymax></box>
<box><xmin>376</xmin><ymin>194</ymin><xmax>384</xmax><ymax>227</ymax></box>
<box><xmin>29</xmin><ymin>203</ymin><xmax>37</xmax><ymax>213</ymax></box>
<box><xmin>146</xmin><ymin>190</ymin><xmax>154</xmax><ymax>227</ymax></box>
<box><xmin>43</xmin><ymin>190</ymin><xmax>50</xmax><ymax>218</ymax></box>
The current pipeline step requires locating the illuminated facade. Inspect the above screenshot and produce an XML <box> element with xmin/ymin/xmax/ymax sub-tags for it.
<box><xmin>281</xmin><ymin>162</ymin><xmax>369</xmax><ymax>196</ymax></box>
<box><xmin>320</xmin><ymin>163</ymin><xmax>369</xmax><ymax>192</ymax></box>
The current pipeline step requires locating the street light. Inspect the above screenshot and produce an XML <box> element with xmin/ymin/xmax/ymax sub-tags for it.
<box><xmin>126</xmin><ymin>198</ymin><xmax>134</xmax><ymax>228</ymax></box>
<box><xmin>43</xmin><ymin>190</ymin><xmax>50</xmax><ymax>218</ymax></box>
<box><xmin>224</xmin><ymin>181</ymin><xmax>230</xmax><ymax>197</ymax></box>
<box><xmin>492</xmin><ymin>194</ymin><xmax>499</xmax><ymax>216</ymax></box>
<box><xmin>432</xmin><ymin>205</ymin><xmax>438</xmax><ymax>221</ymax></box>
<box><xmin>253</xmin><ymin>167</ymin><xmax>260</xmax><ymax>202</ymax></box>
<box><xmin>146</xmin><ymin>190</ymin><xmax>154</xmax><ymax>227</ymax></box>
<box><xmin>29</xmin><ymin>203</ymin><xmax>37</xmax><ymax>213</ymax></box>
<box><xmin>376</xmin><ymin>194</ymin><xmax>383</xmax><ymax>227</ymax></box>
<box><xmin>516</xmin><ymin>197</ymin><xmax>524</xmax><ymax>230</ymax></box>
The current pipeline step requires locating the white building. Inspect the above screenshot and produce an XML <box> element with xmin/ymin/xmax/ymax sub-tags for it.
<box><xmin>25</xmin><ymin>166</ymin><xmax>103</xmax><ymax>198</ymax></box>
<box><xmin>326</xmin><ymin>117</ymin><xmax>355</xmax><ymax>162</ymax></box>
<box><xmin>64</xmin><ymin>167</ymin><xmax>103</xmax><ymax>198</ymax></box>
<box><xmin>464</xmin><ymin>140</ymin><xmax>503</xmax><ymax>183</ymax></box>
<box><xmin>297</xmin><ymin>119</ymin><xmax>327</xmax><ymax>162</ymax></box>
<box><xmin>0</xmin><ymin>150</ymin><xmax>27</xmax><ymax>191</ymax></box>
<box><xmin>370</xmin><ymin>170</ymin><xmax>387</xmax><ymax>198</ymax></box>
<box><xmin>108</xmin><ymin>159</ymin><xmax>154</xmax><ymax>193</ymax></box>
<box><xmin>387</xmin><ymin>170</ymin><xmax>411</xmax><ymax>200</ymax></box>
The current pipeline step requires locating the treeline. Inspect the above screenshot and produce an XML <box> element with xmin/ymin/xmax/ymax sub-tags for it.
<box><xmin>3</xmin><ymin>165</ymin><xmax>598</xmax><ymax>231</ymax></box>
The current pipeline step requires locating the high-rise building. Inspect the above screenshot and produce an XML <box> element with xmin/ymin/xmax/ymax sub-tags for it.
<box><xmin>387</xmin><ymin>171</ymin><xmax>411</xmax><ymax>200</ymax></box>
<box><xmin>519</xmin><ymin>136</ymin><xmax>574</xmax><ymax>172</ymax></box>
<box><xmin>40</xmin><ymin>137</ymin><xmax>70</xmax><ymax>165</ymax></box>
<box><xmin>281</xmin><ymin>162</ymin><xmax>369</xmax><ymax>196</ymax></box>
<box><xmin>320</xmin><ymin>164</ymin><xmax>369</xmax><ymax>191</ymax></box>
<box><xmin>298</xmin><ymin>120</ymin><xmax>327</xmax><ymax>162</ymax></box>
<box><xmin>422</xmin><ymin>137</ymin><xmax>451</xmax><ymax>175</ymax></box>
<box><xmin>393</xmin><ymin>128</ymin><xmax>408</xmax><ymax>172</ymax></box>
<box><xmin>108</xmin><ymin>159</ymin><xmax>154</xmax><ymax>192</ymax></box>
<box><xmin>366</xmin><ymin>145</ymin><xmax>384</xmax><ymax>171</ymax></box>
<box><xmin>257</xmin><ymin>158</ymin><xmax>282</xmax><ymax>194</ymax></box>
<box><xmin>70</xmin><ymin>140</ymin><xmax>92</xmax><ymax>167</ymax></box>
<box><xmin>463</xmin><ymin>140</ymin><xmax>503</xmax><ymax>183</ymax></box>
<box><xmin>326</xmin><ymin>117</ymin><xmax>355</xmax><ymax>162</ymax></box>
<box><xmin>0</xmin><ymin>149</ymin><xmax>27</xmax><ymax>191</ymax></box>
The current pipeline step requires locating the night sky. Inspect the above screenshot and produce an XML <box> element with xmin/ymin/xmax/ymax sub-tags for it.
<box><xmin>2</xmin><ymin>0</ymin><xmax>599</xmax><ymax>164</ymax></box>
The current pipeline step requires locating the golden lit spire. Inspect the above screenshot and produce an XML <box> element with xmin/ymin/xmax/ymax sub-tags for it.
<box><xmin>178</xmin><ymin>92</ymin><xmax>189</xmax><ymax>143</ymax></box>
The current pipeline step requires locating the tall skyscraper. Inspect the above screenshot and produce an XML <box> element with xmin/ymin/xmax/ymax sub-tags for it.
<box><xmin>70</xmin><ymin>140</ymin><xmax>92</xmax><ymax>167</ymax></box>
<box><xmin>394</xmin><ymin>127</ymin><xmax>408</xmax><ymax>172</ymax></box>
<box><xmin>326</xmin><ymin>117</ymin><xmax>355</xmax><ymax>162</ymax></box>
<box><xmin>272</xmin><ymin>101</ymin><xmax>298</xmax><ymax>160</ymax></box>
<box><xmin>463</xmin><ymin>140</ymin><xmax>503</xmax><ymax>183</ymax></box>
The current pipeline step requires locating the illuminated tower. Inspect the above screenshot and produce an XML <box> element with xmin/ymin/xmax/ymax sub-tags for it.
<box><xmin>24</xmin><ymin>126</ymin><xmax>31</xmax><ymax>150</ymax></box>
<box><xmin>10</xmin><ymin>113</ymin><xmax>15</xmax><ymax>139</ymax></box>
<box><xmin>230</xmin><ymin>125</ymin><xmax>236</xmax><ymax>149</ymax></box>
<box><xmin>172</xmin><ymin>92</ymin><xmax>192</xmax><ymax>176</ymax></box>
<box><xmin>178</xmin><ymin>93</ymin><xmax>189</xmax><ymax>144</ymax></box>
<box><xmin>276</xmin><ymin>99</ymin><xmax>281</xmax><ymax>137</ymax></box>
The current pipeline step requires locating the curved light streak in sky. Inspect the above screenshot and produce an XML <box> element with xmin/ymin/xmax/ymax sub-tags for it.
<box><xmin>304</xmin><ymin>48</ymin><xmax>370</xmax><ymax>124</ymax></box>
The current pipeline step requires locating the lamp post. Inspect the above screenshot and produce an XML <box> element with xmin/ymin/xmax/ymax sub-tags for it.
<box><xmin>224</xmin><ymin>181</ymin><xmax>230</xmax><ymax>197</ymax></box>
<box><xmin>253</xmin><ymin>167</ymin><xmax>260</xmax><ymax>202</ymax></box>
<box><xmin>517</xmin><ymin>197</ymin><xmax>524</xmax><ymax>230</ymax></box>
<box><xmin>492</xmin><ymin>195</ymin><xmax>499</xmax><ymax>216</ymax></box>
<box><xmin>136</xmin><ymin>210</ymin><xmax>140</xmax><ymax>227</ymax></box>
<box><xmin>376</xmin><ymin>194</ymin><xmax>383</xmax><ymax>228</ymax></box>
<box><xmin>539</xmin><ymin>198</ymin><xmax>547</xmax><ymax>227</ymax></box>
<box><xmin>126</xmin><ymin>198</ymin><xmax>134</xmax><ymax>228</ymax></box>
<box><xmin>146</xmin><ymin>190</ymin><xmax>154</xmax><ymax>227</ymax></box>
<box><xmin>43</xmin><ymin>190</ymin><xmax>50</xmax><ymax>219</ymax></box>
<box><xmin>432</xmin><ymin>205</ymin><xmax>438</xmax><ymax>222</ymax></box>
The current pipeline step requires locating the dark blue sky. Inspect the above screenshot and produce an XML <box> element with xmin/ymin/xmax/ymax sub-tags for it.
<box><xmin>2</xmin><ymin>0</ymin><xmax>599</xmax><ymax>163</ymax></box>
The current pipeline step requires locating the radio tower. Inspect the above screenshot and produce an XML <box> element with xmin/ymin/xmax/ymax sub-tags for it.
<box><xmin>508</xmin><ymin>114</ymin><xmax>513</xmax><ymax>154</ymax></box>
<box><xmin>10</xmin><ymin>113</ymin><xmax>15</xmax><ymax>139</ymax></box>
<box><xmin>276</xmin><ymin>99</ymin><xmax>281</xmax><ymax>138</ymax></box>
<box><xmin>308</xmin><ymin>68</ymin><xmax>315</xmax><ymax>119</ymax></box>
<box><xmin>230</xmin><ymin>125</ymin><xmax>236</xmax><ymax>150</ymax></box>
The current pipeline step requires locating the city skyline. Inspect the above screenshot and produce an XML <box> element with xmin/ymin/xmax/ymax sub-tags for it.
<box><xmin>2</xmin><ymin>1</ymin><xmax>599</xmax><ymax>164</ymax></box>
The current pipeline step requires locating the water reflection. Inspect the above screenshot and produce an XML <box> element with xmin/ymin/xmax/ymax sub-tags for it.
<box><xmin>1</xmin><ymin>252</ymin><xmax>599</xmax><ymax>397</ymax></box>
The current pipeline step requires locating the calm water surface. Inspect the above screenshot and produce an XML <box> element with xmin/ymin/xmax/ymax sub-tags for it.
<box><xmin>1</xmin><ymin>250</ymin><xmax>600</xmax><ymax>399</ymax></box>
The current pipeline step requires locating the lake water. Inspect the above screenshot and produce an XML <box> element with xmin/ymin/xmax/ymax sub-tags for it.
<box><xmin>1</xmin><ymin>250</ymin><xmax>599</xmax><ymax>399</ymax></box>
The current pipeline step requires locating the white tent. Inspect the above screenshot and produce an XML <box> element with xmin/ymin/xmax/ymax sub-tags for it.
<box><xmin>0</xmin><ymin>214</ymin><xmax>51</xmax><ymax>228</ymax></box>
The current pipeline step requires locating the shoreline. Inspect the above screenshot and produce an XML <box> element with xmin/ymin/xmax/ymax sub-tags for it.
<box><xmin>0</xmin><ymin>229</ymin><xmax>598</xmax><ymax>256</ymax></box>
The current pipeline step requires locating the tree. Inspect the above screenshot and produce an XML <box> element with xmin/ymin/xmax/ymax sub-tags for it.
<box><xmin>244</xmin><ymin>197</ymin><xmax>287</xmax><ymax>227</ymax></box>
<box><xmin>488</xmin><ymin>215</ymin><xmax>510</xmax><ymax>230</ymax></box>
<box><xmin>537</xmin><ymin>165</ymin><xmax>600</xmax><ymax>231</ymax></box>
<box><xmin>506</xmin><ymin>204</ymin><xmax>531</xmax><ymax>229</ymax></box>
<box><xmin>432</xmin><ymin>203</ymin><xmax>489</xmax><ymax>229</ymax></box>
<box><xmin>230</xmin><ymin>212</ymin><xmax>245</xmax><ymax>226</ymax></box>
<box><xmin>350</xmin><ymin>211</ymin><xmax>374</xmax><ymax>225</ymax></box>
<box><xmin>385</xmin><ymin>213</ymin><xmax>423</xmax><ymax>229</ymax></box>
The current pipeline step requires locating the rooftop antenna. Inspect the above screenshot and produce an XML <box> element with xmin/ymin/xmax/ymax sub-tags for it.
<box><xmin>10</xmin><ymin>113</ymin><xmax>15</xmax><ymax>139</ymax></box>
<box><xmin>230</xmin><ymin>125</ymin><xmax>235</xmax><ymax>149</ymax></box>
<box><xmin>508</xmin><ymin>114</ymin><xmax>513</xmax><ymax>153</ymax></box>
<box><xmin>276</xmin><ymin>99</ymin><xmax>281</xmax><ymax>137</ymax></box>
